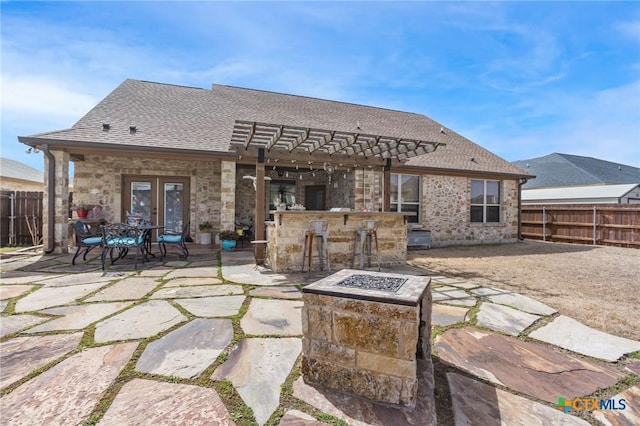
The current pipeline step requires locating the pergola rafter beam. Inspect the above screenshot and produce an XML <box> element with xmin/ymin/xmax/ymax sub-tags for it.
<box><xmin>230</xmin><ymin>120</ymin><xmax>444</xmax><ymax>164</ymax></box>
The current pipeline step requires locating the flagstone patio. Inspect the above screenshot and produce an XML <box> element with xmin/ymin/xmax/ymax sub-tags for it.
<box><xmin>1</xmin><ymin>244</ymin><xmax>638</xmax><ymax>425</ymax></box>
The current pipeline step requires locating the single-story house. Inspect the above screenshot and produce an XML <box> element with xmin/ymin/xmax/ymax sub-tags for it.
<box><xmin>0</xmin><ymin>158</ymin><xmax>44</xmax><ymax>192</ymax></box>
<box><xmin>19</xmin><ymin>79</ymin><xmax>532</xmax><ymax>254</ymax></box>
<box><xmin>512</xmin><ymin>153</ymin><xmax>640</xmax><ymax>206</ymax></box>
<box><xmin>522</xmin><ymin>183</ymin><xmax>640</xmax><ymax>205</ymax></box>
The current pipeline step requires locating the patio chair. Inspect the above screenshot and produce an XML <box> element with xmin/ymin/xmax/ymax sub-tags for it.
<box><xmin>157</xmin><ymin>221</ymin><xmax>190</xmax><ymax>260</ymax></box>
<box><xmin>71</xmin><ymin>221</ymin><xmax>102</xmax><ymax>265</ymax></box>
<box><xmin>101</xmin><ymin>223</ymin><xmax>145</xmax><ymax>270</ymax></box>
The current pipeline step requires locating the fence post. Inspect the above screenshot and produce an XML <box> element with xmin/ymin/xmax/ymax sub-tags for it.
<box><xmin>593</xmin><ymin>205</ymin><xmax>597</xmax><ymax>245</ymax></box>
<box><xmin>542</xmin><ymin>207</ymin><xmax>546</xmax><ymax>242</ymax></box>
<box><xmin>9</xmin><ymin>192</ymin><xmax>16</xmax><ymax>246</ymax></box>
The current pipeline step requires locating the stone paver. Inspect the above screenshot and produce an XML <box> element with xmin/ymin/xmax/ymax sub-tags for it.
<box><xmin>26</xmin><ymin>302</ymin><xmax>133</xmax><ymax>333</ymax></box>
<box><xmin>212</xmin><ymin>337</ymin><xmax>302</xmax><ymax>425</ymax></box>
<box><xmin>447</xmin><ymin>372</ymin><xmax>590</xmax><ymax>425</ymax></box>
<box><xmin>278</xmin><ymin>410</ymin><xmax>327</xmax><ymax>425</ymax></box>
<box><xmin>94</xmin><ymin>300</ymin><xmax>187</xmax><ymax>343</ymax></box>
<box><xmin>84</xmin><ymin>277</ymin><xmax>159</xmax><ymax>302</ymax></box>
<box><xmin>292</xmin><ymin>358</ymin><xmax>437</xmax><ymax>426</ymax></box>
<box><xmin>476</xmin><ymin>302</ymin><xmax>540</xmax><ymax>336</ymax></box>
<box><xmin>136</xmin><ymin>268</ymin><xmax>172</xmax><ymax>277</ymax></box>
<box><xmin>431</xmin><ymin>303</ymin><xmax>470</xmax><ymax>327</ymax></box>
<box><xmin>163</xmin><ymin>277</ymin><xmax>223</xmax><ymax>287</ymax></box>
<box><xmin>627</xmin><ymin>360</ymin><xmax>640</xmax><ymax>375</ymax></box>
<box><xmin>164</xmin><ymin>260</ymin><xmax>190</xmax><ymax>268</ymax></box>
<box><xmin>0</xmin><ymin>272</ymin><xmax>63</xmax><ymax>284</ymax></box>
<box><xmin>529</xmin><ymin>315</ymin><xmax>640</xmax><ymax>362</ymax></box>
<box><xmin>0</xmin><ymin>285</ymin><xmax>35</xmax><ymax>300</ymax></box>
<box><xmin>1</xmin><ymin>333</ymin><xmax>83</xmax><ymax>388</ymax></box>
<box><xmin>0</xmin><ymin>314</ymin><xmax>50</xmax><ymax>337</ymax></box>
<box><xmin>136</xmin><ymin>318</ymin><xmax>233</xmax><ymax>379</ymax></box>
<box><xmin>249</xmin><ymin>285</ymin><xmax>302</xmax><ymax>300</ymax></box>
<box><xmin>222</xmin><ymin>264</ymin><xmax>291</xmax><ymax>286</ymax></box>
<box><xmin>98</xmin><ymin>378</ymin><xmax>236</xmax><ymax>425</ymax></box>
<box><xmin>0</xmin><ymin>342</ymin><xmax>137</xmax><ymax>426</ymax></box>
<box><xmin>150</xmin><ymin>284</ymin><xmax>243</xmax><ymax>299</ymax></box>
<box><xmin>175</xmin><ymin>295</ymin><xmax>245</xmax><ymax>317</ymax></box>
<box><xmin>14</xmin><ymin>283</ymin><xmax>106</xmax><ymax>313</ymax></box>
<box><xmin>37</xmin><ymin>272</ymin><xmax>115</xmax><ymax>287</ymax></box>
<box><xmin>471</xmin><ymin>287</ymin><xmax>557</xmax><ymax>315</ymax></box>
<box><xmin>435</xmin><ymin>327</ymin><xmax>624</xmax><ymax>403</ymax></box>
<box><xmin>163</xmin><ymin>267</ymin><xmax>218</xmax><ymax>279</ymax></box>
<box><xmin>241</xmin><ymin>299</ymin><xmax>303</xmax><ymax>336</ymax></box>
<box><xmin>431</xmin><ymin>286</ymin><xmax>476</xmax><ymax>307</ymax></box>
<box><xmin>592</xmin><ymin>384</ymin><xmax>640</xmax><ymax>426</ymax></box>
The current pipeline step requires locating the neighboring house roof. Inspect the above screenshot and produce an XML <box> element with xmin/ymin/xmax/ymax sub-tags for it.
<box><xmin>512</xmin><ymin>153</ymin><xmax>640</xmax><ymax>189</ymax></box>
<box><xmin>0</xmin><ymin>158</ymin><xmax>43</xmax><ymax>183</ymax></box>
<box><xmin>20</xmin><ymin>79</ymin><xmax>530</xmax><ymax>178</ymax></box>
<box><xmin>522</xmin><ymin>183</ymin><xmax>640</xmax><ymax>204</ymax></box>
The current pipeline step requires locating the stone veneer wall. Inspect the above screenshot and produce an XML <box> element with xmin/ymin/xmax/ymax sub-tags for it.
<box><xmin>301</xmin><ymin>285</ymin><xmax>432</xmax><ymax>407</ymax></box>
<box><xmin>73</xmin><ymin>155</ymin><xmax>224</xmax><ymax>243</ymax></box>
<box><xmin>422</xmin><ymin>175</ymin><xmax>519</xmax><ymax>247</ymax></box>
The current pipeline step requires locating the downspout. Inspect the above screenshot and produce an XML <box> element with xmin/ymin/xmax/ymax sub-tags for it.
<box><xmin>517</xmin><ymin>178</ymin><xmax>529</xmax><ymax>241</ymax></box>
<box><xmin>42</xmin><ymin>144</ymin><xmax>56</xmax><ymax>253</ymax></box>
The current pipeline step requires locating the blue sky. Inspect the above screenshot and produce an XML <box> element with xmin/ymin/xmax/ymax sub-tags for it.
<box><xmin>2</xmin><ymin>1</ymin><xmax>639</xmax><ymax>172</ymax></box>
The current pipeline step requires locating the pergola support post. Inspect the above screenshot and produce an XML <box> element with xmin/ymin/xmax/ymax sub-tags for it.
<box><xmin>383</xmin><ymin>159</ymin><xmax>391</xmax><ymax>212</ymax></box>
<box><xmin>255</xmin><ymin>148</ymin><xmax>266</xmax><ymax>261</ymax></box>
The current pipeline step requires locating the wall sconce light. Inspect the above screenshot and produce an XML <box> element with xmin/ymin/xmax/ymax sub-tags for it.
<box><xmin>102</xmin><ymin>123</ymin><xmax>110</xmax><ymax>131</ymax></box>
<box><xmin>33</xmin><ymin>148</ymin><xmax>40</xmax><ymax>154</ymax></box>
<box><xmin>129</xmin><ymin>126</ymin><xmax>137</xmax><ymax>133</ymax></box>
<box><xmin>25</xmin><ymin>147</ymin><xmax>32</xmax><ymax>154</ymax></box>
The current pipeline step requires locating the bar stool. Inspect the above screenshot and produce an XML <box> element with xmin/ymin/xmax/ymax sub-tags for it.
<box><xmin>352</xmin><ymin>220</ymin><xmax>381</xmax><ymax>271</ymax></box>
<box><xmin>301</xmin><ymin>220</ymin><xmax>331</xmax><ymax>273</ymax></box>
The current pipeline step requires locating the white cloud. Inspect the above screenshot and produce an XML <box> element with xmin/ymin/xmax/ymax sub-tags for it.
<box><xmin>1</xmin><ymin>74</ymin><xmax>98</xmax><ymax>119</ymax></box>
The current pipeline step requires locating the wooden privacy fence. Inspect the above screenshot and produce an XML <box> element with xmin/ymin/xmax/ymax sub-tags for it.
<box><xmin>521</xmin><ymin>204</ymin><xmax>640</xmax><ymax>248</ymax></box>
<box><xmin>0</xmin><ymin>191</ymin><xmax>44</xmax><ymax>247</ymax></box>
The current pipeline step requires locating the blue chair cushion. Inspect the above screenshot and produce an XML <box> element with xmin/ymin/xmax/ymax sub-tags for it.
<box><xmin>82</xmin><ymin>237</ymin><xmax>102</xmax><ymax>245</ymax></box>
<box><xmin>106</xmin><ymin>237</ymin><xmax>143</xmax><ymax>247</ymax></box>
<box><xmin>158</xmin><ymin>235</ymin><xmax>182</xmax><ymax>243</ymax></box>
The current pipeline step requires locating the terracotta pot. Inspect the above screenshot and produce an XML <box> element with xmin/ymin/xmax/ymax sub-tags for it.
<box><xmin>76</xmin><ymin>209</ymin><xmax>89</xmax><ymax>218</ymax></box>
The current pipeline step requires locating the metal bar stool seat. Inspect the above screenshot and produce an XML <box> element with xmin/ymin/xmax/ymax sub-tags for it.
<box><xmin>352</xmin><ymin>219</ymin><xmax>381</xmax><ymax>271</ymax></box>
<box><xmin>301</xmin><ymin>220</ymin><xmax>331</xmax><ymax>272</ymax></box>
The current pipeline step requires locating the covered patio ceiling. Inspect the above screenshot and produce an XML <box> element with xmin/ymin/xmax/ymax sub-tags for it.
<box><xmin>230</xmin><ymin>120</ymin><xmax>444</xmax><ymax>167</ymax></box>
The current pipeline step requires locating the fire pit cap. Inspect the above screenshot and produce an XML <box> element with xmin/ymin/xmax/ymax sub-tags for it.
<box><xmin>302</xmin><ymin>269</ymin><xmax>430</xmax><ymax>306</ymax></box>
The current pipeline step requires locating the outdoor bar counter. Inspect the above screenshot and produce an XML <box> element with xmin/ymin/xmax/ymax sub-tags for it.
<box><xmin>265</xmin><ymin>211</ymin><xmax>410</xmax><ymax>273</ymax></box>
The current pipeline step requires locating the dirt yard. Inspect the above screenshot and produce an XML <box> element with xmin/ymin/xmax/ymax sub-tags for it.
<box><xmin>408</xmin><ymin>240</ymin><xmax>640</xmax><ymax>341</ymax></box>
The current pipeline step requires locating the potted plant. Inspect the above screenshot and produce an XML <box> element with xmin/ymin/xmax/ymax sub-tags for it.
<box><xmin>72</xmin><ymin>204</ymin><xmax>90</xmax><ymax>219</ymax></box>
<box><xmin>198</xmin><ymin>221</ymin><xmax>213</xmax><ymax>245</ymax></box>
<box><xmin>219</xmin><ymin>230</ymin><xmax>239</xmax><ymax>251</ymax></box>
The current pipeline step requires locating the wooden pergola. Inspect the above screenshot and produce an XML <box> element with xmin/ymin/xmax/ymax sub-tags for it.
<box><xmin>229</xmin><ymin>120</ymin><xmax>444</xmax><ymax>258</ymax></box>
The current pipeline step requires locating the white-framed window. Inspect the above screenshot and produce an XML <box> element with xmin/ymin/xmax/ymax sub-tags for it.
<box><xmin>470</xmin><ymin>179</ymin><xmax>501</xmax><ymax>223</ymax></box>
<box><xmin>390</xmin><ymin>173</ymin><xmax>420</xmax><ymax>223</ymax></box>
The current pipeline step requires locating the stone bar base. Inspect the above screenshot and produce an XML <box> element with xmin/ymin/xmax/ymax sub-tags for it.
<box><xmin>302</xmin><ymin>269</ymin><xmax>431</xmax><ymax>407</ymax></box>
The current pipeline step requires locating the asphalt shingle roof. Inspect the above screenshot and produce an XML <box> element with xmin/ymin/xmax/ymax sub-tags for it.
<box><xmin>512</xmin><ymin>153</ymin><xmax>640</xmax><ymax>189</ymax></box>
<box><xmin>0</xmin><ymin>158</ymin><xmax>43</xmax><ymax>183</ymax></box>
<box><xmin>22</xmin><ymin>79</ymin><xmax>529</xmax><ymax>177</ymax></box>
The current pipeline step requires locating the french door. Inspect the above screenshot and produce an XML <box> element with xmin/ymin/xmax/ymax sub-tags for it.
<box><xmin>123</xmin><ymin>175</ymin><xmax>190</xmax><ymax>233</ymax></box>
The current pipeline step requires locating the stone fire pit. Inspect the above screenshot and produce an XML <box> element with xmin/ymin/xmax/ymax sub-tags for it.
<box><xmin>301</xmin><ymin>269</ymin><xmax>431</xmax><ymax>407</ymax></box>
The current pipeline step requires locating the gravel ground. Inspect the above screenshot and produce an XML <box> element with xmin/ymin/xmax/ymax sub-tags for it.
<box><xmin>408</xmin><ymin>240</ymin><xmax>640</xmax><ymax>341</ymax></box>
